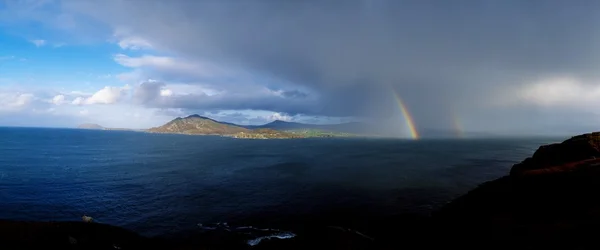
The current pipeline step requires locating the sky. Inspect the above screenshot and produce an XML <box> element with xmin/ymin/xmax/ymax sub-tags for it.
<box><xmin>1</xmin><ymin>0</ymin><xmax>600</xmax><ymax>137</ymax></box>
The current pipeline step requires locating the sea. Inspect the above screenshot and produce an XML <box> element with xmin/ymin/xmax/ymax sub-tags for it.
<box><xmin>0</xmin><ymin>127</ymin><xmax>564</xmax><ymax>246</ymax></box>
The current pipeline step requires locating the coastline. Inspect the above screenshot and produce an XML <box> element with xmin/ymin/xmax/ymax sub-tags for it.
<box><xmin>143</xmin><ymin>130</ymin><xmax>363</xmax><ymax>140</ymax></box>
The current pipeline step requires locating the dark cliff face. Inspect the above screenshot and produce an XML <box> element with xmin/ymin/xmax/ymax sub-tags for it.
<box><xmin>435</xmin><ymin>132</ymin><xmax>600</xmax><ymax>246</ymax></box>
<box><xmin>510</xmin><ymin>132</ymin><xmax>600</xmax><ymax>176</ymax></box>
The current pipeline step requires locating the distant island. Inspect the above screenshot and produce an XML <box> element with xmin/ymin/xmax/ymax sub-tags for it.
<box><xmin>77</xmin><ymin>123</ymin><xmax>105</xmax><ymax>130</ymax></box>
<box><xmin>79</xmin><ymin>115</ymin><xmax>363</xmax><ymax>139</ymax></box>
<box><xmin>76</xmin><ymin>123</ymin><xmax>138</xmax><ymax>132</ymax></box>
<box><xmin>78</xmin><ymin>115</ymin><xmax>505</xmax><ymax>139</ymax></box>
<box><xmin>144</xmin><ymin>114</ymin><xmax>361</xmax><ymax>139</ymax></box>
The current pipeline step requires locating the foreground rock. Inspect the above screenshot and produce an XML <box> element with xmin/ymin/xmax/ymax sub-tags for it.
<box><xmin>0</xmin><ymin>219</ymin><xmax>385</xmax><ymax>250</ymax></box>
<box><xmin>435</xmin><ymin>132</ymin><xmax>600</xmax><ymax>247</ymax></box>
<box><xmin>0</xmin><ymin>220</ymin><xmax>153</xmax><ymax>249</ymax></box>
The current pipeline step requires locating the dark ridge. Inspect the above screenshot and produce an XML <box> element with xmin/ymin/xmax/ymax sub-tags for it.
<box><xmin>184</xmin><ymin>114</ymin><xmax>209</xmax><ymax>119</ymax></box>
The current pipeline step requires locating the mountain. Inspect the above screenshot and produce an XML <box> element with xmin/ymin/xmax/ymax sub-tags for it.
<box><xmin>148</xmin><ymin>114</ymin><xmax>250</xmax><ymax>135</ymax></box>
<box><xmin>77</xmin><ymin>123</ymin><xmax>138</xmax><ymax>131</ymax></box>
<box><xmin>77</xmin><ymin>123</ymin><xmax>104</xmax><ymax>130</ymax></box>
<box><xmin>146</xmin><ymin>115</ymin><xmax>354</xmax><ymax>139</ymax></box>
<box><xmin>245</xmin><ymin>120</ymin><xmax>367</xmax><ymax>134</ymax></box>
<box><xmin>245</xmin><ymin>120</ymin><xmax>311</xmax><ymax>130</ymax></box>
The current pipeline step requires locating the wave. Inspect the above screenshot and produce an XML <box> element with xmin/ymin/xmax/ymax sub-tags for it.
<box><xmin>197</xmin><ymin>222</ymin><xmax>296</xmax><ymax>246</ymax></box>
<box><xmin>247</xmin><ymin>232</ymin><xmax>296</xmax><ymax>246</ymax></box>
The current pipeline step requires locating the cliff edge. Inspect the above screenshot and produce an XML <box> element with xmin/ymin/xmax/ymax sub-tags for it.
<box><xmin>435</xmin><ymin>132</ymin><xmax>600</xmax><ymax>246</ymax></box>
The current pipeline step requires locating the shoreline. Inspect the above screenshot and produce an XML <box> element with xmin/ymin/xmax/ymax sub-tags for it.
<box><xmin>143</xmin><ymin>130</ymin><xmax>366</xmax><ymax>140</ymax></box>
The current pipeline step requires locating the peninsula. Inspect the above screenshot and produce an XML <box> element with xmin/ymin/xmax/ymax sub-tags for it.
<box><xmin>146</xmin><ymin>114</ymin><xmax>359</xmax><ymax>139</ymax></box>
<box><xmin>76</xmin><ymin>123</ymin><xmax>138</xmax><ymax>132</ymax></box>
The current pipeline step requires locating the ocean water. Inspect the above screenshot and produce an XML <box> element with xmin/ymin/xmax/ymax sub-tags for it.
<box><xmin>0</xmin><ymin>127</ymin><xmax>563</xmax><ymax>240</ymax></box>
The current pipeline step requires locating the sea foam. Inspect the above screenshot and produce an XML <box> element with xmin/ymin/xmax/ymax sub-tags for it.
<box><xmin>197</xmin><ymin>222</ymin><xmax>296</xmax><ymax>246</ymax></box>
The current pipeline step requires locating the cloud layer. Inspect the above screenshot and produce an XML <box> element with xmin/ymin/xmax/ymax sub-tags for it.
<box><xmin>4</xmin><ymin>1</ymin><xmax>600</xmax><ymax>135</ymax></box>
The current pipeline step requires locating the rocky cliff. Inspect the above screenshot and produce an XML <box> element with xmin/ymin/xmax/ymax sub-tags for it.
<box><xmin>434</xmin><ymin>132</ymin><xmax>600</xmax><ymax>247</ymax></box>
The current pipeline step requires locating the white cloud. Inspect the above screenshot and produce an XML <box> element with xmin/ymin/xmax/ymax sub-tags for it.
<box><xmin>166</xmin><ymin>84</ymin><xmax>220</xmax><ymax>96</ymax></box>
<box><xmin>30</xmin><ymin>39</ymin><xmax>46</xmax><ymax>47</ymax></box>
<box><xmin>132</xmin><ymin>81</ymin><xmax>223</xmax><ymax>106</ymax></box>
<box><xmin>12</xmin><ymin>94</ymin><xmax>34</xmax><ymax>107</ymax></box>
<box><xmin>12</xmin><ymin>93</ymin><xmax>34</xmax><ymax>107</ymax></box>
<box><xmin>51</xmin><ymin>94</ymin><xmax>65</xmax><ymax>105</ymax></box>
<box><xmin>0</xmin><ymin>86</ymin><xmax>174</xmax><ymax>129</ymax></box>
<box><xmin>117</xmin><ymin>36</ymin><xmax>153</xmax><ymax>50</ymax></box>
<box><xmin>266</xmin><ymin>112</ymin><xmax>292</xmax><ymax>122</ymax></box>
<box><xmin>268</xmin><ymin>89</ymin><xmax>286</xmax><ymax>98</ymax></box>
<box><xmin>159</xmin><ymin>89</ymin><xmax>173</xmax><ymax>97</ymax></box>
<box><xmin>201</xmin><ymin>110</ymin><xmax>356</xmax><ymax>126</ymax></box>
<box><xmin>71</xmin><ymin>97</ymin><xmax>85</xmax><ymax>105</ymax></box>
<box><xmin>0</xmin><ymin>93</ymin><xmax>35</xmax><ymax>111</ymax></box>
<box><xmin>84</xmin><ymin>86</ymin><xmax>129</xmax><ymax>105</ymax></box>
<box><xmin>70</xmin><ymin>104</ymin><xmax>176</xmax><ymax>129</ymax></box>
<box><xmin>112</xmin><ymin>28</ymin><xmax>153</xmax><ymax>50</ymax></box>
<box><xmin>0</xmin><ymin>55</ymin><xmax>15</xmax><ymax>60</ymax></box>
<box><xmin>502</xmin><ymin>77</ymin><xmax>600</xmax><ymax>108</ymax></box>
<box><xmin>112</xmin><ymin>54</ymin><xmax>225</xmax><ymax>82</ymax></box>
<box><xmin>114</xmin><ymin>54</ymin><xmax>182</xmax><ymax>68</ymax></box>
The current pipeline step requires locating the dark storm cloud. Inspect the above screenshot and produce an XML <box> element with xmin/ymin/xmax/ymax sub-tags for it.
<box><xmin>133</xmin><ymin>81</ymin><xmax>165</xmax><ymax>105</ymax></box>
<box><xmin>132</xmin><ymin>81</ymin><xmax>319</xmax><ymax>115</ymax></box>
<box><xmin>280</xmin><ymin>90</ymin><xmax>308</xmax><ymax>99</ymax></box>
<box><xmin>162</xmin><ymin>94</ymin><xmax>318</xmax><ymax>115</ymax></box>
<box><xmin>54</xmin><ymin>0</ymin><xmax>600</xmax><ymax>132</ymax></box>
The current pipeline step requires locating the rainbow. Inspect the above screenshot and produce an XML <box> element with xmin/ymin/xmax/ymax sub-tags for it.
<box><xmin>452</xmin><ymin>114</ymin><xmax>464</xmax><ymax>138</ymax></box>
<box><xmin>392</xmin><ymin>91</ymin><xmax>419</xmax><ymax>140</ymax></box>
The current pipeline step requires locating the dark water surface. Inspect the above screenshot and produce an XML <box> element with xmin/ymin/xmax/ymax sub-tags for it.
<box><xmin>0</xmin><ymin>127</ymin><xmax>563</xmax><ymax>238</ymax></box>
